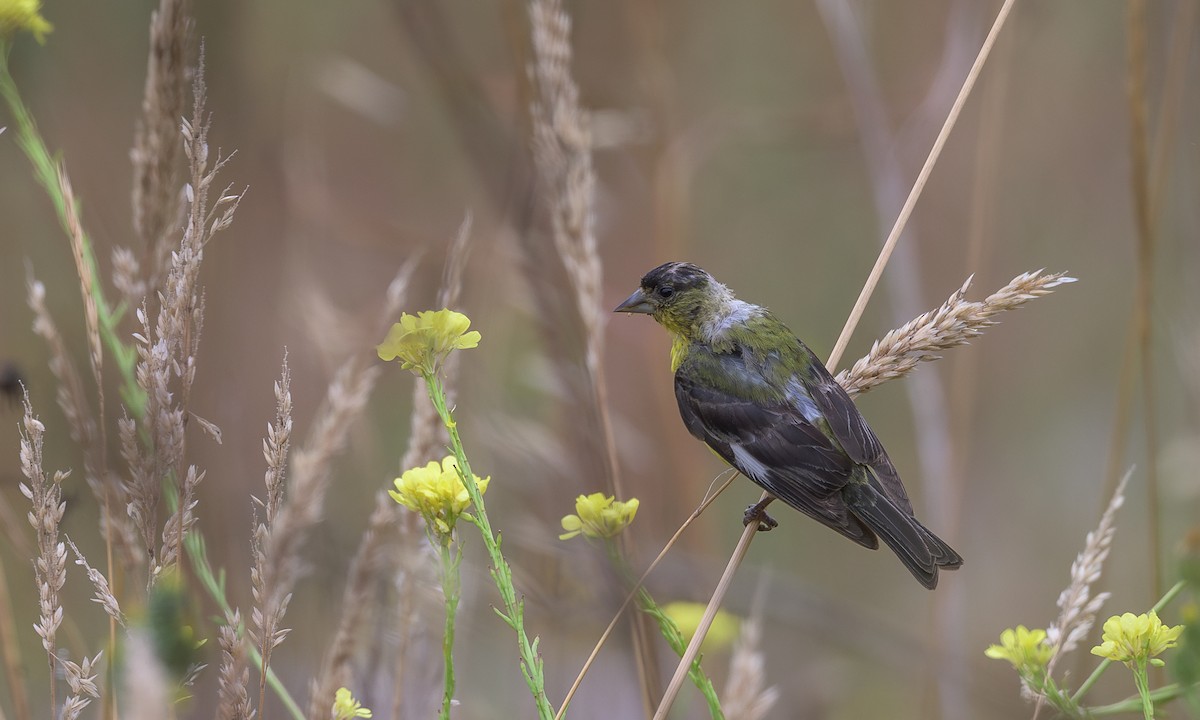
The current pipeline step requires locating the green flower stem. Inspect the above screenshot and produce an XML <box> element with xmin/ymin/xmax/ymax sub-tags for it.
<box><xmin>604</xmin><ymin>543</ymin><xmax>725</xmax><ymax>719</ymax></box>
<box><xmin>1072</xmin><ymin>580</ymin><xmax>1188</xmax><ymax>704</ymax></box>
<box><xmin>1132</xmin><ymin>658</ymin><xmax>1155</xmax><ymax>720</ymax></box>
<box><xmin>185</xmin><ymin>531</ymin><xmax>304</xmax><ymax>720</ymax></box>
<box><xmin>422</xmin><ymin>372</ymin><xmax>554</xmax><ymax>720</ymax></box>
<box><xmin>1089</xmin><ymin>681</ymin><xmax>1200</xmax><ymax>715</ymax></box>
<box><xmin>1030</xmin><ymin>673</ymin><xmax>1083</xmax><ymax>718</ymax></box>
<box><xmin>0</xmin><ymin>45</ymin><xmax>143</xmax><ymax>414</ymax></box>
<box><xmin>437</xmin><ymin>539</ymin><xmax>462</xmax><ymax>720</ymax></box>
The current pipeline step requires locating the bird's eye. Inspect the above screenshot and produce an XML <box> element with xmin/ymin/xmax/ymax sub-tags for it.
<box><xmin>657</xmin><ymin>286</ymin><xmax>675</xmax><ymax>299</ymax></box>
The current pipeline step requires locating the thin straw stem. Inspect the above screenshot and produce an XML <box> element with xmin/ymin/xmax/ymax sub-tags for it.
<box><xmin>826</xmin><ymin>0</ymin><xmax>1018</xmax><ymax>371</ymax></box>
<box><xmin>554</xmin><ymin>471</ymin><xmax>737</xmax><ymax>720</ymax></box>
<box><xmin>652</xmin><ymin>1</ymin><xmax>1018</xmax><ymax>716</ymax></box>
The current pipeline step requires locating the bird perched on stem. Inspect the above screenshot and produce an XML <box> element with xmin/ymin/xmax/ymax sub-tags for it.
<box><xmin>615</xmin><ymin>261</ymin><xmax>962</xmax><ymax>589</ymax></box>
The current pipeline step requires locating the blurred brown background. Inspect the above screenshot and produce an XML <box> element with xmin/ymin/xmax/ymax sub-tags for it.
<box><xmin>1</xmin><ymin>0</ymin><xmax>1198</xmax><ymax>718</ymax></box>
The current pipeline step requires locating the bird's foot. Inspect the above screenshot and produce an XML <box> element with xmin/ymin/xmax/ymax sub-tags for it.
<box><xmin>743</xmin><ymin>502</ymin><xmax>778</xmax><ymax>532</ymax></box>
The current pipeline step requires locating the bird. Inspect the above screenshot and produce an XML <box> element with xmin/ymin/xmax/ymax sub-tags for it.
<box><xmin>614</xmin><ymin>261</ymin><xmax>962</xmax><ymax>589</ymax></box>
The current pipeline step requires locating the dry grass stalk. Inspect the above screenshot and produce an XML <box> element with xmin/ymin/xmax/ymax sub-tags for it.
<box><xmin>722</xmin><ymin>619</ymin><xmax>779</xmax><ymax>720</ymax></box>
<box><xmin>526</xmin><ymin>0</ymin><xmax>625</xmax><ymax>492</ymax></box>
<box><xmin>251</xmin><ymin>357</ymin><xmax>293</xmax><ymax>710</ymax></box>
<box><xmin>118</xmin><ymin>405</ymin><xmax>157</xmax><ymax>571</ymax></box>
<box><xmin>128</xmin><ymin>0</ymin><xmax>191</xmax><ymax>298</ymax></box>
<box><xmin>307</xmin><ymin>495</ymin><xmax>395</xmax><ymax>719</ymax></box>
<box><xmin>835</xmin><ymin>271</ymin><xmax>1076</xmax><ymax>398</ymax></box>
<box><xmin>18</xmin><ymin>392</ymin><xmax>68</xmax><ymax>709</ymax></box>
<box><xmin>25</xmin><ymin>274</ymin><xmax>94</xmax><ymax>452</ymax></box>
<box><xmin>57</xmin><ymin>166</ymin><xmax>104</xmax><ymax>406</ymax></box>
<box><xmin>1043</xmin><ymin>471</ymin><xmax>1129</xmax><ymax>671</ymax></box>
<box><xmin>126</xmin><ymin>52</ymin><xmax>241</xmax><ymax>578</ymax></box>
<box><xmin>1034</xmin><ymin>477</ymin><xmax>1128</xmax><ymax>720</ymax></box>
<box><xmin>1125</xmin><ymin>0</ymin><xmax>1162</xmax><ymax>598</ymax></box>
<box><xmin>26</xmin><ymin>273</ymin><xmax>142</xmax><ymax>568</ymax></box>
<box><xmin>217</xmin><ymin>610</ymin><xmax>254</xmax><ymax>720</ymax></box>
<box><xmin>528</xmin><ymin>0</ymin><xmax>601</xmax><ymax>374</ymax></box>
<box><xmin>254</xmin><ymin>356</ymin><xmax>379</xmax><ymax>712</ymax></box>
<box><xmin>59</xmin><ymin>651</ymin><xmax>103</xmax><ymax>720</ymax></box>
<box><xmin>128</xmin><ymin>301</ymin><xmax>183</xmax><ymax>571</ymax></box>
<box><xmin>528</xmin><ymin>0</ymin><xmax>659</xmax><ymax>700</ymax></box>
<box><xmin>824</xmin><ymin>0</ymin><xmax>1020</xmax><ymax>371</ymax></box>
<box><xmin>66</xmin><ymin>537</ymin><xmax>126</xmax><ymax>628</ymax></box>
<box><xmin>159</xmin><ymin>464</ymin><xmax>204</xmax><ymax>568</ymax></box>
<box><xmin>308</xmin><ymin>254</ymin><xmax>418</xmax><ymax>715</ymax></box>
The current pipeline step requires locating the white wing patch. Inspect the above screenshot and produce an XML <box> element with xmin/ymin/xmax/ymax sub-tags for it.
<box><xmin>785</xmin><ymin>378</ymin><xmax>824</xmax><ymax>424</ymax></box>
<box><xmin>732</xmin><ymin>443</ymin><xmax>770</xmax><ymax>482</ymax></box>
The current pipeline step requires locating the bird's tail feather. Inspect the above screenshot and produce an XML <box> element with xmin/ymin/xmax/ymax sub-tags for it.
<box><xmin>845</xmin><ymin>479</ymin><xmax>963</xmax><ymax>590</ymax></box>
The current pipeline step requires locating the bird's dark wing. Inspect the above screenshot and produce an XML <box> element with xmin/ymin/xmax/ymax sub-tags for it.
<box><xmin>674</xmin><ymin>347</ymin><xmax>877</xmax><ymax>548</ymax></box>
<box><xmin>799</xmin><ymin>342</ymin><xmax>914</xmax><ymax>514</ymax></box>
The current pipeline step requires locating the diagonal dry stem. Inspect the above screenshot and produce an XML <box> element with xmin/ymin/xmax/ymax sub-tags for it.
<box><xmin>825</xmin><ymin>0</ymin><xmax>1019</xmax><ymax>373</ymax></box>
<box><xmin>653</xmin><ymin>1</ymin><xmax>1020</xmax><ymax>716</ymax></box>
<box><xmin>555</xmin><ymin>470</ymin><xmax>739</xmax><ymax>719</ymax></box>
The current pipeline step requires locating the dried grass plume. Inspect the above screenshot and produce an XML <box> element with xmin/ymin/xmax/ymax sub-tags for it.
<box><xmin>836</xmin><ymin>270</ymin><xmax>1076</xmax><ymax>397</ymax></box>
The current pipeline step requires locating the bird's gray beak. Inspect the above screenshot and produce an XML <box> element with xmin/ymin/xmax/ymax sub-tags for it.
<box><xmin>614</xmin><ymin>288</ymin><xmax>655</xmax><ymax>314</ymax></box>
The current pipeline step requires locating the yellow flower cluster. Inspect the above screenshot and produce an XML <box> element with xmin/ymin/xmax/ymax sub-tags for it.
<box><xmin>1090</xmin><ymin>611</ymin><xmax>1184</xmax><ymax>666</ymax></box>
<box><xmin>377</xmin><ymin>309</ymin><xmax>480</xmax><ymax>375</ymax></box>
<box><xmin>0</xmin><ymin>0</ymin><xmax>52</xmax><ymax>42</ymax></box>
<box><xmin>390</xmin><ymin>455</ymin><xmax>489</xmax><ymax>536</ymax></box>
<box><xmin>559</xmin><ymin>492</ymin><xmax>639</xmax><ymax>540</ymax></box>
<box><xmin>662</xmin><ymin>601</ymin><xmax>739</xmax><ymax>653</ymax></box>
<box><xmin>332</xmin><ymin>687</ymin><xmax>372</xmax><ymax>719</ymax></box>
<box><xmin>984</xmin><ymin>625</ymin><xmax>1053</xmax><ymax>672</ymax></box>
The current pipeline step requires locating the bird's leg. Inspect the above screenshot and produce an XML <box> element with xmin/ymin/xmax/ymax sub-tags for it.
<box><xmin>742</xmin><ymin>497</ymin><xmax>778</xmax><ymax>532</ymax></box>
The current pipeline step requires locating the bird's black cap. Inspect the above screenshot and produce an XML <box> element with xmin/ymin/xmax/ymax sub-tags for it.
<box><xmin>640</xmin><ymin>262</ymin><xmax>710</xmax><ymax>292</ymax></box>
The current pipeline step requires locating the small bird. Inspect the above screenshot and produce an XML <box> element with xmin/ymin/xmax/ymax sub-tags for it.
<box><xmin>615</xmin><ymin>262</ymin><xmax>962</xmax><ymax>588</ymax></box>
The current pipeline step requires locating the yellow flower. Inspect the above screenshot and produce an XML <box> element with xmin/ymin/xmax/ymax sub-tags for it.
<box><xmin>377</xmin><ymin>309</ymin><xmax>480</xmax><ymax>374</ymax></box>
<box><xmin>389</xmin><ymin>455</ymin><xmax>489</xmax><ymax>536</ymax></box>
<box><xmin>332</xmin><ymin>687</ymin><xmax>372</xmax><ymax>719</ymax></box>
<box><xmin>662</xmin><ymin>601</ymin><xmax>739</xmax><ymax>653</ymax></box>
<box><xmin>0</xmin><ymin>0</ymin><xmax>52</xmax><ymax>42</ymax></box>
<box><xmin>985</xmin><ymin>626</ymin><xmax>1053</xmax><ymax>672</ymax></box>
<box><xmin>1090</xmin><ymin>611</ymin><xmax>1184</xmax><ymax>666</ymax></box>
<box><xmin>559</xmin><ymin>493</ymin><xmax>639</xmax><ymax>540</ymax></box>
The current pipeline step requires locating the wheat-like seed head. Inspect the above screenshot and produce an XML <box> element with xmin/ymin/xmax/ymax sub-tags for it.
<box><xmin>56</xmin><ymin>167</ymin><xmax>103</xmax><ymax>396</ymax></box>
<box><xmin>1045</xmin><ymin>470</ymin><xmax>1128</xmax><ymax>660</ymax></box>
<box><xmin>25</xmin><ymin>274</ymin><xmax>95</xmax><ymax>450</ymax></box>
<box><xmin>130</xmin><ymin>0</ymin><xmax>190</xmax><ymax>291</ymax></box>
<box><xmin>19</xmin><ymin>394</ymin><xmax>67</xmax><ymax>656</ymax></box>
<box><xmin>124</xmin><ymin>53</ymin><xmax>242</xmax><ymax>579</ymax></box>
<box><xmin>836</xmin><ymin>270</ymin><xmax>1076</xmax><ymax>397</ymax></box>
<box><xmin>250</xmin><ymin>356</ymin><xmax>293</xmax><ymax>669</ymax></box>
<box><xmin>722</xmin><ymin>619</ymin><xmax>780</xmax><ymax>720</ymax></box>
<box><xmin>59</xmin><ymin>652</ymin><xmax>103</xmax><ymax>720</ymax></box>
<box><xmin>26</xmin><ymin>272</ymin><xmax>143</xmax><ymax>569</ymax></box>
<box><xmin>529</xmin><ymin>0</ymin><xmax>603</xmax><ymax>375</ymax></box>
<box><xmin>216</xmin><ymin>610</ymin><xmax>253</xmax><ymax>720</ymax></box>
<box><xmin>66</xmin><ymin>537</ymin><xmax>125</xmax><ymax>627</ymax></box>
<box><xmin>253</xmin><ymin>358</ymin><xmax>379</xmax><ymax>688</ymax></box>
<box><xmin>159</xmin><ymin>464</ymin><xmax>204</xmax><ymax>568</ymax></box>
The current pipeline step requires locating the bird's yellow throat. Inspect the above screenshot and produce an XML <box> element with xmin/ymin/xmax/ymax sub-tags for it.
<box><xmin>670</xmin><ymin>334</ymin><xmax>689</xmax><ymax>373</ymax></box>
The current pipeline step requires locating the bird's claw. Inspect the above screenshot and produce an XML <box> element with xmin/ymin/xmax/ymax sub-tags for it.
<box><xmin>743</xmin><ymin>503</ymin><xmax>778</xmax><ymax>532</ymax></box>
